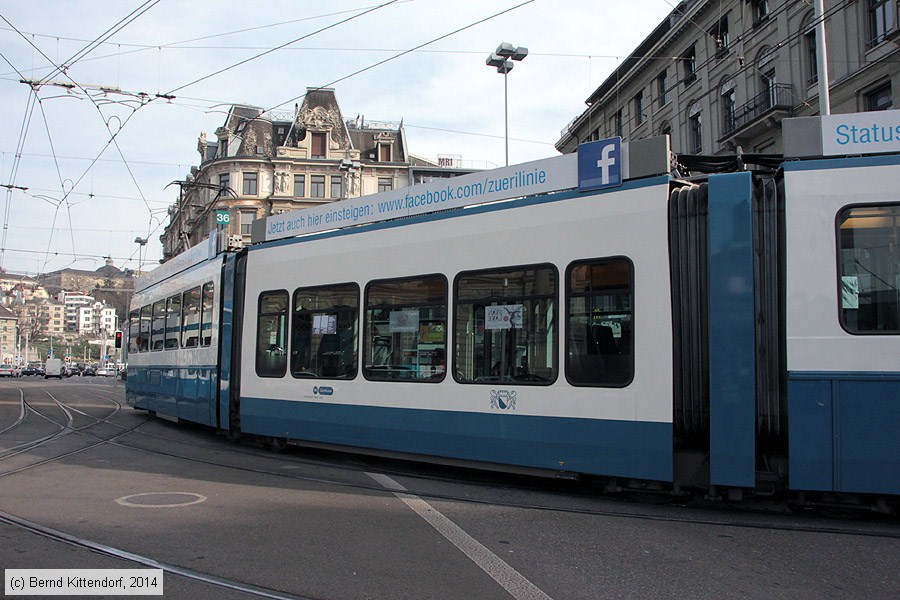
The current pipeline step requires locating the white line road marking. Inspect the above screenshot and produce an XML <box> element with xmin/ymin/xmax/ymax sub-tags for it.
<box><xmin>366</xmin><ymin>472</ymin><xmax>553</xmax><ymax>600</ymax></box>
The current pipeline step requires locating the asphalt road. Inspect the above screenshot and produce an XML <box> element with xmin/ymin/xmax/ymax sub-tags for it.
<box><xmin>0</xmin><ymin>378</ymin><xmax>897</xmax><ymax>600</ymax></box>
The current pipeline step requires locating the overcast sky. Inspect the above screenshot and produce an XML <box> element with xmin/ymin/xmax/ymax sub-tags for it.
<box><xmin>0</xmin><ymin>0</ymin><xmax>674</xmax><ymax>276</ymax></box>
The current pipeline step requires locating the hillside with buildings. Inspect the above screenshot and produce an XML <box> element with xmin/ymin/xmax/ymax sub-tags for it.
<box><xmin>0</xmin><ymin>259</ymin><xmax>133</xmax><ymax>365</ymax></box>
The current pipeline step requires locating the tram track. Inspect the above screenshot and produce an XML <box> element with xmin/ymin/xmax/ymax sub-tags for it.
<box><xmin>0</xmin><ymin>385</ymin><xmax>149</xmax><ymax>479</ymax></box>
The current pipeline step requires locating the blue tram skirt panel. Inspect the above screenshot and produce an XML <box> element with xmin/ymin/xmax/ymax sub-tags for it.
<box><xmin>788</xmin><ymin>371</ymin><xmax>900</xmax><ymax>495</ymax></box>
<box><xmin>240</xmin><ymin>396</ymin><xmax>674</xmax><ymax>482</ymax></box>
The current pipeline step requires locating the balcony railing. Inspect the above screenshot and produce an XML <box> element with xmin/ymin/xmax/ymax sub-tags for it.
<box><xmin>721</xmin><ymin>83</ymin><xmax>793</xmax><ymax>137</ymax></box>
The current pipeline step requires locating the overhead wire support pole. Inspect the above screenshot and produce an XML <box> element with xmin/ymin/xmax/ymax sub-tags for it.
<box><xmin>813</xmin><ymin>0</ymin><xmax>831</xmax><ymax>116</ymax></box>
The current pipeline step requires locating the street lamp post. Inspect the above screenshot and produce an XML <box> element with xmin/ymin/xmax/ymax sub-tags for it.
<box><xmin>486</xmin><ymin>42</ymin><xmax>528</xmax><ymax>167</ymax></box>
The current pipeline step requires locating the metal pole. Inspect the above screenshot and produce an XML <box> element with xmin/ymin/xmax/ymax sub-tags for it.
<box><xmin>504</xmin><ymin>69</ymin><xmax>509</xmax><ymax>167</ymax></box>
<box><xmin>814</xmin><ymin>0</ymin><xmax>831</xmax><ymax>115</ymax></box>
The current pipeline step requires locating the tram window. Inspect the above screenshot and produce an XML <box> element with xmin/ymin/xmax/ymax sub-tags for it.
<box><xmin>150</xmin><ymin>300</ymin><xmax>166</xmax><ymax>351</ymax></box>
<box><xmin>139</xmin><ymin>305</ymin><xmax>151</xmax><ymax>352</ymax></box>
<box><xmin>200</xmin><ymin>282</ymin><xmax>214</xmax><ymax>346</ymax></box>
<box><xmin>128</xmin><ymin>310</ymin><xmax>140</xmax><ymax>354</ymax></box>
<box><xmin>838</xmin><ymin>205</ymin><xmax>900</xmax><ymax>333</ymax></box>
<box><xmin>181</xmin><ymin>287</ymin><xmax>201</xmax><ymax>348</ymax></box>
<box><xmin>364</xmin><ymin>275</ymin><xmax>447</xmax><ymax>382</ymax></box>
<box><xmin>454</xmin><ymin>264</ymin><xmax>558</xmax><ymax>385</ymax></box>
<box><xmin>566</xmin><ymin>258</ymin><xmax>634</xmax><ymax>387</ymax></box>
<box><xmin>256</xmin><ymin>290</ymin><xmax>289</xmax><ymax>378</ymax></box>
<box><xmin>291</xmin><ymin>284</ymin><xmax>359</xmax><ymax>380</ymax></box>
<box><xmin>165</xmin><ymin>294</ymin><xmax>181</xmax><ymax>350</ymax></box>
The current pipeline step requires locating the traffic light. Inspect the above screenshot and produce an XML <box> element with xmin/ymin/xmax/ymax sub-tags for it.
<box><xmin>114</xmin><ymin>330</ymin><xmax>123</xmax><ymax>349</ymax></box>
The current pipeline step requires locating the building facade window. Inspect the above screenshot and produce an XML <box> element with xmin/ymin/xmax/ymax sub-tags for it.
<box><xmin>242</xmin><ymin>172</ymin><xmax>258</xmax><ymax>196</ymax></box>
<box><xmin>752</xmin><ymin>0</ymin><xmax>770</xmax><ymax>25</ymax></box>
<box><xmin>804</xmin><ymin>26</ymin><xmax>818</xmax><ymax>85</ymax></box>
<box><xmin>240</xmin><ymin>210</ymin><xmax>255</xmax><ymax>235</ymax></box>
<box><xmin>610</xmin><ymin>109</ymin><xmax>623</xmax><ymax>137</ymax></box>
<box><xmin>330</xmin><ymin>175</ymin><xmax>343</xmax><ymax>199</ymax></box>
<box><xmin>378</xmin><ymin>177</ymin><xmax>393</xmax><ymax>192</ymax></box>
<box><xmin>657</xmin><ymin>71</ymin><xmax>669</xmax><ymax>106</ymax></box>
<box><xmin>688</xmin><ymin>104</ymin><xmax>702</xmax><ymax>154</ymax></box>
<box><xmin>294</xmin><ymin>174</ymin><xmax>305</xmax><ymax>197</ymax></box>
<box><xmin>310</xmin><ymin>175</ymin><xmax>326</xmax><ymax>198</ymax></box>
<box><xmin>761</xmin><ymin>69</ymin><xmax>777</xmax><ymax>108</ymax></box>
<box><xmin>865</xmin><ymin>82</ymin><xmax>893</xmax><ymax>111</ymax></box>
<box><xmin>219</xmin><ymin>173</ymin><xmax>230</xmax><ymax>195</ymax></box>
<box><xmin>379</xmin><ymin>144</ymin><xmax>391</xmax><ymax>162</ymax></box>
<box><xmin>681</xmin><ymin>45</ymin><xmax>697</xmax><ymax>86</ymax></box>
<box><xmin>311</xmin><ymin>132</ymin><xmax>327</xmax><ymax>158</ymax></box>
<box><xmin>710</xmin><ymin>16</ymin><xmax>729</xmax><ymax>55</ymax></box>
<box><xmin>634</xmin><ymin>91</ymin><xmax>645</xmax><ymax>125</ymax></box>
<box><xmin>722</xmin><ymin>88</ymin><xmax>736</xmax><ymax>133</ymax></box>
<box><xmin>868</xmin><ymin>0</ymin><xmax>897</xmax><ymax>47</ymax></box>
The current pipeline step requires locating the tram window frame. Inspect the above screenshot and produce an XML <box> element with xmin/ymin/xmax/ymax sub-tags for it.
<box><xmin>290</xmin><ymin>283</ymin><xmax>359</xmax><ymax>380</ymax></box>
<box><xmin>128</xmin><ymin>310</ymin><xmax>140</xmax><ymax>354</ymax></box>
<box><xmin>139</xmin><ymin>305</ymin><xmax>151</xmax><ymax>352</ymax></box>
<box><xmin>165</xmin><ymin>293</ymin><xmax>182</xmax><ymax>350</ymax></box>
<box><xmin>150</xmin><ymin>300</ymin><xmax>167</xmax><ymax>351</ymax></box>
<box><xmin>181</xmin><ymin>286</ymin><xmax>202</xmax><ymax>348</ymax></box>
<box><xmin>836</xmin><ymin>203</ymin><xmax>900</xmax><ymax>334</ymax></box>
<box><xmin>565</xmin><ymin>257</ymin><xmax>635</xmax><ymax>387</ymax></box>
<box><xmin>453</xmin><ymin>263</ymin><xmax>558</xmax><ymax>386</ymax></box>
<box><xmin>256</xmin><ymin>290</ymin><xmax>289</xmax><ymax>378</ymax></box>
<box><xmin>200</xmin><ymin>282</ymin><xmax>214</xmax><ymax>346</ymax></box>
<box><xmin>363</xmin><ymin>274</ymin><xmax>448</xmax><ymax>383</ymax></box>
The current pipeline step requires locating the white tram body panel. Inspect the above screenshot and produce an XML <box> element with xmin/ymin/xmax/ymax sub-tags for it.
<box><xmin>240</xmin><ymin>181</ymin><xmax>673</xmax><ymax>424</ymax></box>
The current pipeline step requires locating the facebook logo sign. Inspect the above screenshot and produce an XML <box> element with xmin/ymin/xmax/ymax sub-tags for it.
<box><xmin>577</xmin><ymin>137</ymin><xmax>623</xmax><ymax>192</ymax></box>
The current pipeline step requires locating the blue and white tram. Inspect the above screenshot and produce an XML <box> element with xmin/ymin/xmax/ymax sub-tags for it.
<box><xmin>126</xmin><ymin>243</ymin><xmax>224</xmax><ymax>427</ymax></box>
<box><xmin>126</xmin><ymin>120</ymin><xmax>900</xmax><ymax>510</ymax></box>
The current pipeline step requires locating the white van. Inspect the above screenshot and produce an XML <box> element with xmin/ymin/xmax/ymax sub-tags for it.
<box><xmin>44</xmin><ymin>358</ymin><xmax>63</xmax><ymax>379</ymax></box>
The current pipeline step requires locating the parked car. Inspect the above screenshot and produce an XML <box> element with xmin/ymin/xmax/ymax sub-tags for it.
<box><xmin>0</xmin><ymin>364</ymin><xmax>18</xmax><ymax>377</ymax></box>
<box><xmin>22</xmin><ymin>363</ymin><xmax>43</xmax><ymax>376</ymax></box>
<box><xmin>81</xmin><ymin>364</ymin><xmax>97</xmax><ymax>376</ymax></box>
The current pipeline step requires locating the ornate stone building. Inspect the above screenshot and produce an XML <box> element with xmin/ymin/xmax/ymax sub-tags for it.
<box><xmin>556</xmin><ymin>0</ymin><xmax>899</xmax><ymax>157</ymax></box>
<box><xmin>161</xmin><ymin>88</ymin><xmax>475</xmax><ymax>261</ymax></box>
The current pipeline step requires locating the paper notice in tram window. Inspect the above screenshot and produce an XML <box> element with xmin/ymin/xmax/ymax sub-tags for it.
<box><xmin>313</xmin><ymin>314</ymin><xmax>337</xmax><ymax>335</ymax></box>
<box><xmin>485</xmin><ymin>304</ymin><xmax>524</xmax><ymax>330</ymax></box>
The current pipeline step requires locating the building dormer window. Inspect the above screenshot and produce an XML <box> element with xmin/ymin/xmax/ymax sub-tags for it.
<box><xmin>379</xmin><ymin>143</ymin><xmax>391</xmax><ymax>162</ymax></box>
<box><xmin>311</xmin><ymin>132</ymin><xmax>327</xmax><ymax>158</ymax></box>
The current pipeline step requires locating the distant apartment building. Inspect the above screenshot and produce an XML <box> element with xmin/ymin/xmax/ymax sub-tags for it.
<box><xmin>556</xmin><ymin>0</ymin><xmax>899</xmax><ymax>157</ymax></box>
<box><xmin>76</xmin><ymin>302</ymin><xmax>117</xmax><ymax>336</ymax></box>
<box><xmin>60</xmin><ymin>292</ymin><xmax>94</xmax><ymax>332</ymax></box>
<box><xmin>161</xmin><ymin>88</ymin><xmax>476</xmax><ymax>261</ymax></box>
<box><xmin>40</xmin><ymin>301</ymin><xmax>66</xmax><ymax>336</ymax></box>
